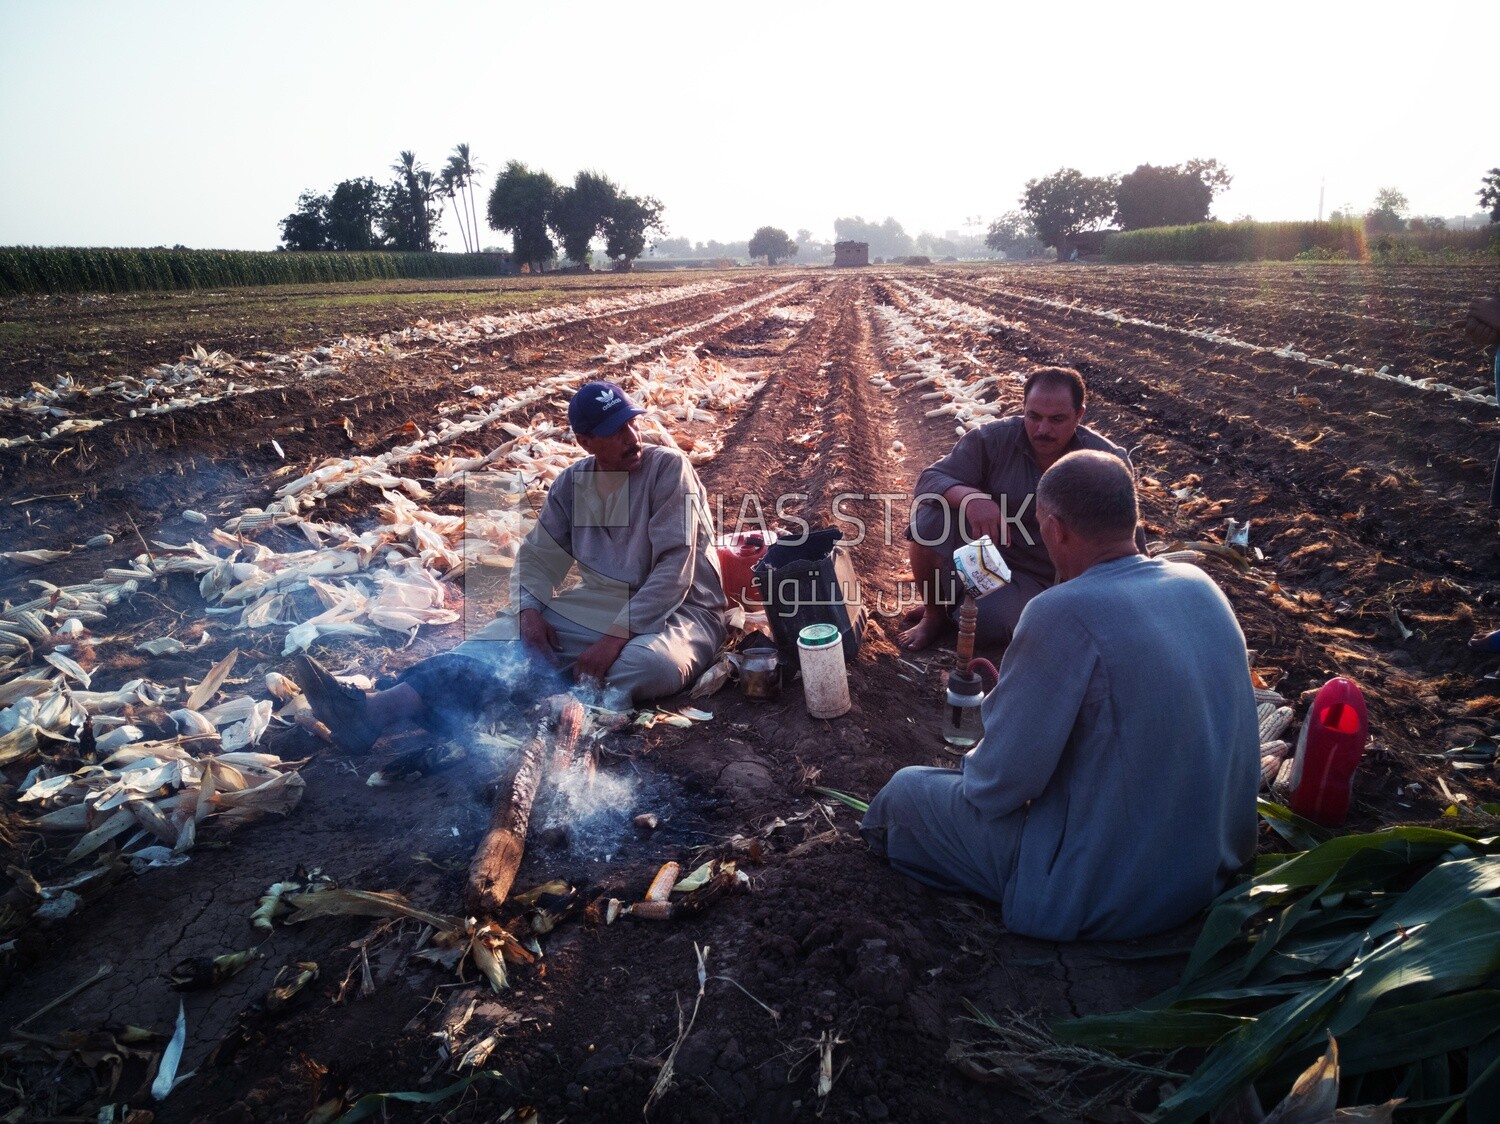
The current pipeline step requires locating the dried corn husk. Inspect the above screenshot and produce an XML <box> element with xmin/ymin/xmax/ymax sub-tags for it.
<box><xmin>169</xmin><ymin>947</ymin><xmax>262</xmax><ymax>990</ymax></box>
<box><xmin>185</xmin><ymin>648</ymin><xmax>239</xmax><ymax>711</ymax></box>
<box><xmin>280</xmin><ymin>888</ymin><xmax>460</xmax><ymax>932</ymax></box>
<box><xmin>265</xmin><ymin>962</ymin><xmax>318</xmax><ymax>1011</ymax></box>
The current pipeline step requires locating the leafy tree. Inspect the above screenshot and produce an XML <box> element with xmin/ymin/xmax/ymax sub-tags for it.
<box><xmin>382</xmin><ymin>151</ymin><xmax>442</xmax><ymax>251</ymax></box>
<box><xmin>880</xmin><ymin>217</ymin><xmax>913</xmax><ymax>259</ymax></box>
<box><xmin>604</xmin><ymin>193</ymin><xmax>664</xmax><ymax>265</ymax></box>
<box><xmin>1481</xmin><ymin>168</ymin><xmax>1500</xmax><ymax>223</ymax></box>
<box><xmin>1184</xmin><ymin>157</ymin><xmax>1233</xmax><ymax>196</ymax></box>
<box><xmin>917</xmin><ymin>232</ymin><xmax>959</xmax><ymax>257</ymax></box>
<box><xmin>748</xmin><ymin>226</ymin><xmax>796</xmax><ymax>264</ymax></box>
<box><xmin>796</xmin><ymin>228</ymin><xmax>812</xmax><ymax>245</ymax></box>
<box><xmin>653</xmin><ymin>236</ymin><xmax>693</xmax><ymax>257</ymax></box>
<box><xmin>388</xmin><ymin>150</ymin><xmax>425</xmax><ymax>249</ymax></box>
<box><xmin>984</xmin><ymin>211</ymin><xmax>1045</xmax><ymax>258</ymax></box>
<box><xmin>1020</xmin><ymin>168</ymin><xmax>1117</xmax><ymax>250</ymax></box>
<box><xmin>488</xmin><ymin>160</ymin><xmax>560</xmax><ymax>270</ymax></box>
<box><xmin>1363</xmin><ymin>187</ymin><xmax>1410</xmax><ymax>234</ymax></box>
<box><xmin>325</xmin><ymin>177</ymin><xmax>384</xmax><ymax>251</ymax></box>
<box><xmin>279</xmin><ymin>190</ymin><xmax>329</xmax><ymax>250</ymax></box>
<box><xmin>1115</xmin><ymin>164</ymin><xmax>1214</xmax><ymax>230</ymax></box>
<box><xmin>694</xmin><ymin>239</ymin><xmax>751</xmax><ymax>259</ymax></box>
<box><xmin>280</xmin><ymin>179</ymin><xmax>387</xmax><ymax>251</ymax></box>
<box><xmin>550</xmin><ymin>171</ymin><xmax>619</xmax><ymax>263</ymax></box>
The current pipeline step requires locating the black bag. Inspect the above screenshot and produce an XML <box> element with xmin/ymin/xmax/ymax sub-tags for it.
<box><xmin>752</xmin><ymin>527</ymin><xmax>866</xmax><ymax>661</ymax></box>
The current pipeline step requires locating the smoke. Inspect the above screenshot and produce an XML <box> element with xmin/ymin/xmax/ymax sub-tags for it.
<box><xmin>458</xmin><ymin>673</ymin><xmax>639</xmax><ymax>860</ymax></box>
<box><xmin>545</xmin><ymin>766</ymin><xmax>636</xmax><ymax>860</ymax></box>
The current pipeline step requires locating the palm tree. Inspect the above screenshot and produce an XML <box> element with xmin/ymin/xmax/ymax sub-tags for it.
<box><xmin>443</xmin><ymin>157</ymin><xmax>474</xmax><ymax>254</ymax></box>
<box><xmin>451</xmin><ymin>143</ymin><xmax>484</xmax><ymax>253</ymax></box>
<box><xmin>416</xmin><ymin>170</ymin><xmax>439</xmax><ymax>251</ymax></box>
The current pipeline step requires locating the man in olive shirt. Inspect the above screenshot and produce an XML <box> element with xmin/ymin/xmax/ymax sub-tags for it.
<box><xmin>899</xmin><ymin>366</ymin><xmax>1139</xmax><ymax>651</ymax></box>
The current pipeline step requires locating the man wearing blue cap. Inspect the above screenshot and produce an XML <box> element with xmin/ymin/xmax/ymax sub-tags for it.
<box><xmin>506</xmin><ymin>379</ymin><xmax>727</xmax><ymax>697</ymax></box>
<box><xmin>292</xmin><ymin>380</ymin><xmax>726</xmax><ymax>750</ymax></box>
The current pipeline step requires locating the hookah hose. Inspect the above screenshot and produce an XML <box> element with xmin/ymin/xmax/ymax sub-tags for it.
<box><xmin>967</xmin><ymin>657</ymin><xmax>999</xmax><ymax>693</ymax></box>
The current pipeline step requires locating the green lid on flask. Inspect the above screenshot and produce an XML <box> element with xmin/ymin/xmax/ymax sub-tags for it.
<box><xmin>798</xmin><ymin>624</ymin><xmax>840</xmax><ymax>647</ymax></box>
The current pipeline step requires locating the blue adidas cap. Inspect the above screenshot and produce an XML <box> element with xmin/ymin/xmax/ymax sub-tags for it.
<box><xmin>568</xmin><ymin>380</ymin><xmax>645</xmax><ymax>438</ymax></box>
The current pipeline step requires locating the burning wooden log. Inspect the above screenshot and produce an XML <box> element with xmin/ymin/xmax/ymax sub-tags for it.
<box><xmin>539</xmin><ymin>697</ymin><xmax>599</xmax><ymax>848</ymax></box>
<box><xmin>466</xmin><ymin>695</ymin><xmax>585</xmax><ymax>919</ymax></box>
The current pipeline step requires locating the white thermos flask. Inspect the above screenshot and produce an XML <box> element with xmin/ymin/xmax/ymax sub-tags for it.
<box><xmin>797</xmin><ymin>624</ymin><xmax>850</xmax><ymax>719</ymax></box>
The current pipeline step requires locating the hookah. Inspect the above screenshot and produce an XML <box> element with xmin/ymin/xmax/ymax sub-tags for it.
<box><xmin>943</xmin><ymin>536</ymin><xmax>1010</xmax><ymax>748</ymax></box>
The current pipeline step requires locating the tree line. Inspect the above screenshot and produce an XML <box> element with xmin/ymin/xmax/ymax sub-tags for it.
<box><xmin>487</xmin><ymin>163</ymin><xmax>662</xmax><ymax>271</ymax></box>
<box><xmin>981</xmin><ymin>160</ymin><xmax>1232</xmax><ymax>257</ymax></box>
<box><xmin>988</xmin><ymin>163</ymin><xmax>1500</xmax><ymax>258</ymax></box>
<box><xmin>280</xmin><ymin>146</ymin><xmax>483</xmax><ymax>254</ymax></box>
<box><xmin>279</xmin><ymin>148</ymin><xmax>665</xmax><ymax>269</ymax></box>
<box><xmin>651</xmin><ymin>220</ymin><xmax>1001</xmax><ymax>265</ymax></box>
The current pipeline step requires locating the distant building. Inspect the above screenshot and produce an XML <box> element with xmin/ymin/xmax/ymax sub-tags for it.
<box><xmin>833</xmin><ymin>241</ymin><xmax>869</xmax><ymax>267</ymax></box>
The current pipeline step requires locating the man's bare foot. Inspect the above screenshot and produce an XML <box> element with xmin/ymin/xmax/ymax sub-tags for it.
<box><xmin>899</xmin><ymin>605</ymin><xmax>925</xmax><ymax>629</ymax></box>
<box><xmin>898</xmin><ymin>607</ymin><xmax>952</xmax><ymax>651</ymax></box>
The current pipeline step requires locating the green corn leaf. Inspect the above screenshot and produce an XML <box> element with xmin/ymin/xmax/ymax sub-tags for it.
<box><xmin>1171</xmin><ymin>979</ymin><xmax>1327</xmax><ymax>1007</ymax></box>
<box><xmin>807</xmin><ymin>785</ymin><xmax>868</xmax><ymax>814</ymax></box>
<box><xmin>1257</xmin><ymin>798</ymin><xmax>1332</xmax><ymax>852</ymax></box>
<box><xmin>1336</xmin><ymin>991</ymin><xmax>1500</xmax><ymax>1077</ymax></box>
<box><xmin>1252</xmin><ymin>828</ymin><xmax>1483</xmax><ymax>896</ymax></box>
<box><xmin>1171</xmin><ymin>899</ymin><xmax>1266</xmax><ymax>1000</ymax></box>
<box><xmin>1259</xmin><ymin>990</ymin><xmax>1500</xmax><ymax>1093</ymax></box>
<box><xmin>1251</xmin><ymin>938</ymin><xmax>1366</xmax><ymax>985</ymax></box>
<box><xmin>335</xmin><ymin>1070</ymin><xmax>502</xmax><ymax>1123</ymax></box>
<box><xmin>1462</xmin><ymin>1031</ymin><xmax>1500</xmax><ymax>1124</ymax></box>
<box><xmin>1317</xmin><ymin>855</ymin><xmax>1500</xmax><ymax>972</ymax></box>
<box><xmin>1174</xmin><ymin>829</ymin><xmax>1486</xmax><ymax>1001</ymax></box>
<box><xmin>1330</xmin><ymin>897</ymin><xmax>1500</xmax><ymax>1035</ymax></box>
<box><xmin>1050</xmin><ymin>1007</ymin><xmax>1254</xmax><ymax>1051</ymax></box>
<box><xmin>1153</xmin><ymin>971</ymin><xmax>1355</xmax><ymax>1124</ymax></box>
<box><xmin>1238</xmin><ymin>867</ymin><xmax>1342</xmax><ymax>982</ymax></box>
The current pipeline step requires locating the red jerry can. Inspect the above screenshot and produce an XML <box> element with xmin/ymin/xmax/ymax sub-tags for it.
<box><xmin>1287</xmin><ymin>677</ymin><xmax>1369</xmax><ymax>826</ymax></box>
<box><xmin>715</xmin><ymin>532</ymin><xmax>774</xmax><ymax>609</ymax></box>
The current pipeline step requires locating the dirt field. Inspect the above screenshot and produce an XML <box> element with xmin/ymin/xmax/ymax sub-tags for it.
<box><xmin>2</xmin><ymin>262</ymin><xmax>1499</xmax><ymax>1123</ymax></box>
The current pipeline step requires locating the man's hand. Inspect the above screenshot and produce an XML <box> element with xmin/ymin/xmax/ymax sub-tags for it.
<box><xmin>519</xmin><ymin>608</ymin><xmax>561</xmax><ymax>666</ymax></box>
<box><xmin>574</xmin><ymin>633</ymin><xmax>630</xmax><ymax>685</ymax></box>
<box><xmin>1466</xmin><ymin>297</ymin><xmax>1500</xmax><ymax>348</ymax></box>
<box><xmin>959</xmin><ymin>495</ymin><xmax>1006</xmax><ymax>545</ymax></box>
<box><xmin>1466</xmin><ymin>313</ymin><xmax>1500</xmax><ymax>349</ymax></box>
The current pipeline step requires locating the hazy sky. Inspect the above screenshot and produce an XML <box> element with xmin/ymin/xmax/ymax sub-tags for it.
<box><xmin>1</xmin><ymin>0</ymin><xmax>1493</xmax><ymax>251</ymax></box>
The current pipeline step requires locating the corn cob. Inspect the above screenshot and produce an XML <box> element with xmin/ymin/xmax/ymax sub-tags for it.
<box><xmin>1259</xmin><ymin>705</ymin><xmax>1294</xmax><ymax>744</ymax></box>
<box><xmin>628</xmin><ymin>900</ymin><xmax>677</xmax><ymax>921</ymax></box>
<box><xmin>645</xmin><ymin>862</ymin><xmax>680</xmax><ymax>903</ymax></box>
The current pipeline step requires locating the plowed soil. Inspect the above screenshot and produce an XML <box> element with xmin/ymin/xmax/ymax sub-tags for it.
<box><xmin>2</xmin><ymin>262</ymin><xmax>1499</xmax><ymax>1123</ymax></box>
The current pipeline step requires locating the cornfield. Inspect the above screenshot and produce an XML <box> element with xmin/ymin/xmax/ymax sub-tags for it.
<box><xmin>1103</xmin><ymin>220</ymin><xmax>1369</xmax><ymax>264</ymax></box>
<box><xmin>0</xmin><ymin>247</ymin><xmax>512</xmax><ymax>298</ymax></box>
